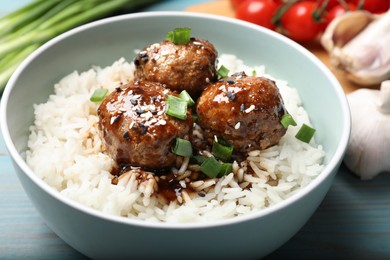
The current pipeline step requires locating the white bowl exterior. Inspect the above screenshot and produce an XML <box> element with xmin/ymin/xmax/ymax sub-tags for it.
<box><xmin>1</xmin><ymin>12</ymin><xmax>350</xmax><ymax>259</ymax></box>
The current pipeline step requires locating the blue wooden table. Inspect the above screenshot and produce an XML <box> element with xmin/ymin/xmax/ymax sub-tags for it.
<box><xmin>1</xmin><ymin>1</ymin><xmax>390</xmax><ymax>259</ymax></box>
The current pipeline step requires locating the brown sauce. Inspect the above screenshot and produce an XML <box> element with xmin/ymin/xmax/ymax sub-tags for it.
<box><xmin>109</xmin><ymin>159</ymin><xmax>278</xmax><ymax>203</ymax></box>
<box><xmin>110</xmin><ymin>163</ymin><xmax>199</xmax><ymax>203</ymax></box>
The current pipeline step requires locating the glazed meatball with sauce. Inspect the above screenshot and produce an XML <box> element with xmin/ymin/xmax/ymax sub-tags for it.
<box><xmin>97</xmin><ymin>81</ymin><xmax>193</xmax><ymax>171</ymax></box>
<box><xmin>133</xmin><ymin>38</ymin><xmax>218</xmax><ymax>97</ymax></box>
<box><xmin>196</xmin><ymin>73</ymin><xmax>287</xmax><ymax>154</ymax></box>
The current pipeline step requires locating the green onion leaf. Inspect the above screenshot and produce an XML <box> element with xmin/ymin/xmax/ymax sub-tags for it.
<box><xmin>212</xmin><ymin>138</ymin><xmax>233</xmax><ymax>162</ymax></box>
<box><xmin>179</xmin><ymin>90</ymin><xmax>195</xmax><ymax>107</ymax></box>
<box><xmin>166</xmin><ymin>27</ymin><xmax>191</xmax><ymax>45</ymax></box>
<box><xmin>218</xmin><ymin>163</ymin><xmax>233</xmax><ymax>177</ymax></box>
<box><xmin>200</xmin><ymin>157</ymin><xmax>222</xmax><ymax>178</ymax></box>
<box><xmin>252</xmin><ymin>70</ymin><xmax>257</xmax><ymax>76</ymax></box>
<box><xmin>0</xmin><ymin>0</ymin><xmax>162</xmax><ymax>95</ymax></box>
<box><xmin>90</xmin><ymin>88</ymin><xmax>108</xmax><ymax>102</ymax></box>
<box><xmin>192</xmin><ymin>113</ymin><xmax>199</xmax><ymax>124</ymax></box>
<box><xmin>217</xmin><ymin>65</ymin><xmax>230</xmax><ymax>78</ymax></box>
<box><xmin>295</xmin><ymin>124</ymin><xmax>316</xmax><ymax>143</ymax></box>
<box><xmin>172</xmin><ymin>137</ymin><xmax>192</xmax><ymax>157</ymax></box>
<box><xmin>166</xmin><ymin>95</ymin><xmax>187</xmax><ymax>120</ymax></box>
<box><xmin>280</xmin><ymin>114</ymin><xmax>297</xmax><ymax>128</ymax></box>
<box><xmin>191</xmin><ymin>155</ymin><xmax>207</xmax><ymax>165</ymax></box>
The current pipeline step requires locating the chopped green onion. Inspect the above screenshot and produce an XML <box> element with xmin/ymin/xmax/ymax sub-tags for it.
<box><xmin>218</xmin><ymin>163</ymin><xmax>233</xmax><ymax>177</ymax></box>
<box><xmin>281</xmin><ymin>114</ymin><xmax>297</xmax><ymax>128</ymax></box>
<box><xmin>191</xmin><ymin>155</ymin><xmax>206</xmax><ymax>165</ymax></box>
<box><xmin>172</xmin><ymin>137</ymin><xmax>192</xmax><ymax>157</ymax></box>
<box><xmin>200</xmin><ymin>157</ymin><xmax>222</xmax><ymax>178</ymax></box>
<box><xmin>217</xmin><ymin>65</ymin><xmax>230</xmax><ymax>78</ymax></box>
<box><xmin>295</xmin><ymin>124</ymin><xmax>316</xmax><ymax>143</ymax></box>
<box><xmin>0</xmin><ymin>0</ymin><xmax>162</xmax><ymax>95</ymax></box>
<box><xmin>252</xmin><ymin>70</ymin><xmax>257</xmax><ymax>76</ymax></box>
<box><xmin>166</xmin><ymin>27</ymin><xmax>191</xmax><ymax>45</ymax></box>
<box><xmin>212</xmin><ymin>140</ymin><xmax>233</xmax><ymax>162</ymax></box>
<box><xmin>166</xmin><ymin>95</ymin><xmax>187</xmax><ymax>120</ymax></box>
<box><xmin>215</xmin><ymin>137</ymin><xmax>230</xmax><ymax>147</ymax></box>
<box><xmin>192</xmin><ymin>113</ymin><xmax>199</xmax><ymax>124</ymax></box>
<box><xmin>90</xmin><ymin>88</ymin><xmax>108</xmax><ymax>102</ymax></box>
<box><xmin>179</xmin><ymin>90</ymin><xmax>195</xmax><ymax>107</ymax></box>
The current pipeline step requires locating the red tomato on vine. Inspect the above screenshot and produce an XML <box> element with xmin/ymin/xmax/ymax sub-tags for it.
<box><xmin>279</xmin><ymin>1</ymin><xmax>326</xmax><ymax>41</ymax></box>
<box><xmin>352</xmin><ymin>0</ymin><xmax>390</xmax><ymax>13</ymax></box>
<box><xmin>235</xmin><ymin>0</ymin><xmax>281</xmax><ymax>30</ymax></box>
<box><xmin>326</xmin><ymin>3</ymin><xmax>358</xmax><ymax>25</ymax></box>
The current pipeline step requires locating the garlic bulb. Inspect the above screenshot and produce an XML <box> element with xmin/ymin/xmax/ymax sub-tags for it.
<box><xmin>321</xmin><ymin>10</ymin><xmax>390</xmax><ymax>85</ymax></box>
<box><xmin>344</xmin><ymin>81</ymin><xmax>390</xmax><ymax>180</ymax></box>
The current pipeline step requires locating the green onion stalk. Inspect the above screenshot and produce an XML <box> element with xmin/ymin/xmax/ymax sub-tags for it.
<box><xmin>0</xmin><ymin>0</ymin><xmax>163</xmax><ymax>95</ymax></box>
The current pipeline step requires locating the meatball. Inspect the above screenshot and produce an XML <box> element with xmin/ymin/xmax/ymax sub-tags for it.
<box><xmin>133</xmin><ymin>38</ymin><xmax>218</xmax><ymax>97</ymax></box>
<box><xmin>196</xmin><ymin>73</ymin><xmax>287</xmax><ymax>153</ymax></box>
<box><xmin>97</xmin><ymin>81</ymin><xmax>193</xmax><ymax>171</ymax></box>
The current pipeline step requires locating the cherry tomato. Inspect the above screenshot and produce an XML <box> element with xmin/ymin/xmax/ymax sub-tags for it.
<box><xmin>316</xmin><ymin>0</ymin><xmax>340</xmax><ymax>11</ymax></box>
<box><xmin>351</xmin><ymin>0</ymin><xmax>390</xmax><ymax>13</ymax></box>
<box><xmin>280</xmin><ymin>1</ymin><xmax>326</xmax><ymax>42</ymax></box>
<box><xmin>230</xmin><ymin>0</ymin><xmax>247</xmax><ymax>9</ymax></box>
<box><xmin>326</xmin><ymin>3</ymin><xmax>358</xmax><ymax>25</ymax></box>
<box><xmin>235</xmin><ymin>0</ymin><xmax>281</xmax><ymax>30</ymax></box>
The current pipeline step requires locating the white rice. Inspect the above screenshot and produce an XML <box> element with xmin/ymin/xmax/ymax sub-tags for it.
<box><xmin>26</xmin><ymin>54</ymin><xmax>325</xmax><ymax>223</ymax></box>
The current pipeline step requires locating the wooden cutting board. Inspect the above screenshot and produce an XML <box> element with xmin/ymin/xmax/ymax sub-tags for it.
<box><xmin>186</xmin><ymin>0</ymin><xmax>367</xmax><ymax>94</ymax></box>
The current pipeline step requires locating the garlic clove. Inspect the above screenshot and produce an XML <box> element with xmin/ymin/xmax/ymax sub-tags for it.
<box><xmin>321</xmin><ymin>10</ymin><xmax>390</xmax><ymax>86</ymax></box>
<box><xmin>321</xmin><ymin>11</ymin><xmax>374</xmax><ymax>51</ymax></box>
<box><xmin>377</xmin><ymin>80</ymin><xmax>390</xmax><ymax>113</ymax></box>
<box><xmin>344</xmin><ymin>81</ymin><xmax>390</xmax><ymax>180</ymax></box>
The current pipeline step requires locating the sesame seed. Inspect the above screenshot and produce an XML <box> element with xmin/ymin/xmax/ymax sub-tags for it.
<box><xmin>138</xmin><ymin>122</ymin><xmax>147</xmax><ymax>134</ymax></box>
<box><xmin>141</xmin><ymin>56</ymin><xmax>149</xmax><ymax>62</ymax></box>
<box><xmin>135</xmin><ymin>109</ymin><xmax>145</xmax><ymax>115</ymax></box>
<box><xmin>245</xmin><ymin>105</ymin><xmax>255</xmax><ymax>113</ymax></box>
<box><xmin>140</xmin><ymin>111</ymin><xmax>153</xmax><ymax>120</ymax></box>
<box><xmin>234</xmin><ymin>122</ymin><xmax>241</xmax><ymax>129</ymax></box>
<box><xmin>226</xmin><ymin>91</ymin><xmax>236</xmax><ymax>101</ymax></box>
<box><xmin>240</xmin><ymin>104</ymin><xmax>245</xmax><ymax>112</ymax></box>
<box><xmin>158</xmin><ymin>119</ymin><xmax>166</xmax><ymax>125</ymax></box>
<box><xmin>227</xmin><ymin>80</ymin><xmax>234</xmax><ymax>84</ymax></box>
<box><xmin>123</xmin><ymin>131</ymin><xmax>130</xmax><ymax>139</ymax></box>
<box><xmin>218</xmin><ymin>85</ymin><xmax>225</xmax><ymax>91</ymax></box>
<box><xmin>110</xmin><ymin>115</ymin><xmax>121</xmax><ymax>124</ymax></box>
<box><xmin>213</xmin><ymin>94</ymin><xmax>229</xmax><ymax>103</ymax></box>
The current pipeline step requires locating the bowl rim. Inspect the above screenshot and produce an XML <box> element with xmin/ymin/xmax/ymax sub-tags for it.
<box><xmin>0</xmin><ymin>11</ymin><xmax>351</xmax><ymax>229</ymax></box>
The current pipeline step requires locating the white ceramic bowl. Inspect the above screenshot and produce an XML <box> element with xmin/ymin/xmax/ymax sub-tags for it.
<box><xmin>1</xmin><ymin>12</ymin><xmax>350</xmax><ymax>259</ymax></box>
